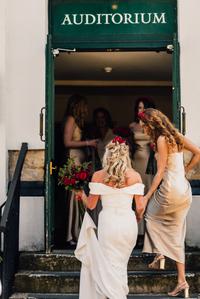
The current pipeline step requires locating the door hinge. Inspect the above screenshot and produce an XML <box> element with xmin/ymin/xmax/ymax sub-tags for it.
<box><xmin>52</xmin><ymin>48</ymin><xmax>76</xmax><ymax>57</ymax></box>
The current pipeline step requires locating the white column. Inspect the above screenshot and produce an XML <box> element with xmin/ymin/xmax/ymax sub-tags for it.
<box><xmin>0</xmin><ymin>0</ymin><xmax>7</xmax><ymax>203</ymax></box>
<box><xmin>4</xmin><ymin>0</ymin><xmax>47</xmax><ymax>149</ymax></box>
<box><xmin>178</xmin><ymin>0</ymin><xmax>200</xmax><ymax>144</ymax></box>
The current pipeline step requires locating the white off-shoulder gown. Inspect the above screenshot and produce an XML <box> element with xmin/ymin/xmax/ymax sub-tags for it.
<box><xmin>75</xmin><ymin>182</ymin><xmax>144</xmax><ymax>299</ymax></box>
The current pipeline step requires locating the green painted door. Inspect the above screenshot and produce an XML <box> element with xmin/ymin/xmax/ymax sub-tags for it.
<box><xmin>45</xmin><ymin>34</ymin><xmax>55</xmax><ymax>252</ymax></box>
<box><xmin>172</xmin><ymin>33</ymin><xmax>181</xmax><ymax>129</ymax></box>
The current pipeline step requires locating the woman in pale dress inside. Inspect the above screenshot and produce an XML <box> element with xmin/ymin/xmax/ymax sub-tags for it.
<box><xmin>129</xmin><ymin>98</ymin><xmax>154</xmax><ymax>245</ymax></box>
<box><xmin>139</xmin><ymin>108</ymin><xmax>200</xmax><ymax>298</ymax></box>
<box><xmin>75</xmin><ymin>136</ymin><xmax>145</xmax><ymax>299</ymax></box>
<box><xmin>63</xmin><ymin>94</ymin><xmax>98</xmax><ymax>246</ymax></box>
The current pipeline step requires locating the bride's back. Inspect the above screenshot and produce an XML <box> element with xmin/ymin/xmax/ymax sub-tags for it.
<box><xmin>89</xmin><ymin>182</ymin><xmax>144</xmax><ymax>211</ymax></box>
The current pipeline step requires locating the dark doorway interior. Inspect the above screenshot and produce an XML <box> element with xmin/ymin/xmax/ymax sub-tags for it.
<box><xmin>53</xmin><ymin>51</ymin><xmax>172</xmax><ymax>249</ymax></box>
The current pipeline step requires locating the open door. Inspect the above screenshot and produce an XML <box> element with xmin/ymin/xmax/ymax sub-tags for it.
<box><xmin>45</xmin><ymin>34</ymin><xmax>55</xmax><ymax>252</ymax></box>
<box><xmin>172</xmin><ymin>33</ymin><xmax>181</xmax><ymax>129</ymax></box>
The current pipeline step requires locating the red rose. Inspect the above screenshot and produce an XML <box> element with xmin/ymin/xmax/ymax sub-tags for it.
<box><xmin>63</xmin><ymin>177</ymin><xmax>71</xmax><ymax>186</ymax></box>
<box><xmin>138</xmin><ymin>111</ymin><xmax>146</xmax><ymax>120</ymax></box>
<box><xmin>150</xmin><ymin>143</ymin><xmax>155</xmax><ymax>151</ymax></box>
<box><xmin>112</xmin><ymin>136</ymin><xmax>126</xmax><ymax>144</ymax></box>
<box><xmin>78</xmin><ymin>171</ymin><xmax>88</xmax><ymax>180</ymax></box>
<box><xmin>63</xmin><ymin>177</ymin><xmax>76</xmax><ymax>186</ymax></box>
<box><xmin>70</xmin><ymin>178</ymin><xmax>76</xmax><ymax>185</ymax></box>
<box><xmin>75</xmin><ymin>173</ymin><xmax>80</xmax><ymax>179</ymax></box>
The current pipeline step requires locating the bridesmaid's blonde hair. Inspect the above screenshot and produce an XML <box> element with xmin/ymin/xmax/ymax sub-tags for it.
<box><xmin>102</xmin><ymin>137</ymin><xmax>132</xmax><ymax>187</ymax></box>
<box><xmin>139</xmin><ymin>108</ymin><xmax>184</xmax><ymax>152</ymax></box>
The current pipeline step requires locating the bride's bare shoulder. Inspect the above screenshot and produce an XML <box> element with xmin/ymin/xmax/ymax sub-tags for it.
<box><xmin>91</xmin><ymin>169</ymin><xmax>106</xmax><ymax>183</ymax></box>
<box><xmin>126</xmin><ymin>168</ymin><xmax>142</xmax><ymax>184</ymax></box>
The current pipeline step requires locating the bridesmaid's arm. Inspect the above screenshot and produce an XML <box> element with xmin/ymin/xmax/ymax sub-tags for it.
<box><xmin>182</xmin><ymin>136</ymin><xmax>200</xmax><ymax>173</ymax></box>
<box><xmin>143</xmin><ymin>136</ymin><xmax>168</xmax><ymax>204</ymax></box>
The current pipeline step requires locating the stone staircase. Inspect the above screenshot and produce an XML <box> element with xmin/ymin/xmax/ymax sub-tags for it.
<box><xmin>9</xmin><ymin>250</ymin><xmax>200</xmax><ymax>299</ymax></box>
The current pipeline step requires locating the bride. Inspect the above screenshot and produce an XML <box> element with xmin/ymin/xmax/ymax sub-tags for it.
<box><xmin>75</xmin><ymin>136</ymin><xmax>145</xmax><ymax>299</ymax></box>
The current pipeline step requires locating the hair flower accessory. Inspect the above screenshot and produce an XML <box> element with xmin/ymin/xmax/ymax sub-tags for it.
<box><xmin>138</xmin><ymin>111</ymin><xmax>146</xmax><ymax>121</ymax></box>
<box><xmin>112</xmin><ymin>136</ymin><xmax>126</xmax><ymax>144</ymax></box>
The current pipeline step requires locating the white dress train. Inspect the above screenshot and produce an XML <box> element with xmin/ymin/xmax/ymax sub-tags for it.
<box><xmin>75</xmin><ymin>182</ymin><xmax>144</xmax><ymax>299</ymax></box>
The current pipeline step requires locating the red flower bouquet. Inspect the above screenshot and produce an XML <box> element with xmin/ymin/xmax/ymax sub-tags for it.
<box><xmin>58</xmin><ymin>158</ymin><xmax>92</xmax><ymax>193</ymax></box>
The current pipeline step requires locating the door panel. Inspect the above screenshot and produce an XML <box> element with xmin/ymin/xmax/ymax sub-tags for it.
<box><xmin>45</xmin><ymin>34</ymin><xmax>55</xmax><ymax>252</ymax></box>
<box><xmin>172</xmin><ymin>33</ymin><xmax>181</xmax><ymax>129</ymax></box>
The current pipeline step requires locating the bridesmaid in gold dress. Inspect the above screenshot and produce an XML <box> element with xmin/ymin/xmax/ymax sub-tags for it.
<box><xmin>63</xmin><ymin>95</ymin><xmax>98</xmax><ymax>246</ymax></box>
<box><xmin>139</xmin><ymin>108</ymin><xmax>200</xmax><ymax>298</ymax></box>
<box><xmin>129</xmin><ymin>98</ymin><xmax>154</xmax><ymax>242</ymax></box>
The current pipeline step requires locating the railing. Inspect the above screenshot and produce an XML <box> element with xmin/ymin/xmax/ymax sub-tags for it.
<box><xmin>0</xmin><ymin>143</ymin><xmax>28</xmax><ymax>299</ymax></box>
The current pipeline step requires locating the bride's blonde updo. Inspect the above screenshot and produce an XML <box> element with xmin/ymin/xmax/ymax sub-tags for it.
<box><xmin>103</xmin><ymin>136</ymin><xmax>132</xmax><ymax>188</ymax></box>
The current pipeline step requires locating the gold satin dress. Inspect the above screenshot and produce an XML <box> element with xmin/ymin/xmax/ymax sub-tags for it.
<box><xmin>131</xmin><ymin>130</ymin><xmax>153</xmax><ymax>235</ymax></box>
<box><xmin>143</xmin><ymin>152</ymin><xmax>192</xmax><ymax>263</ymax></box>
<box><xmin>132</xmin><ymin>130</ymin><xmax>153</xmax><ymax>192</ymax></box>
<box><xmin>66</xmin><ymin>124</ymin><xmax>85</xmax><ymax>242</ymax></box>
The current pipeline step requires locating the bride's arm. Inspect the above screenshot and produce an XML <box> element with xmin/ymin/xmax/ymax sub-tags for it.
<box><xmin>78</xmin><ymin>172</ymin><xmax>100</xmax><ymax>210</ymax></box>
<box><xmin>81</xmin><ymin>192</ymin><xmax>99</xmax><ymax>210</ymax></box>
<box><xmin>143</xmin><ymin>136</ymin><xmax>168</xmax><ymax>205</ymax></box>
<box><xmin>182</xmin><ymin>136</ymin><xmax>200</xmax><ymax>173</ymax></box>
<box><xmin>126</xmin><ymin>169</ymin><xmax>145</xmax><ymax>221</ymax></box>
<box><xmin>135</xmin><ymin>194</ymin><xmax>145</xmax><ymax>222</ymax></box>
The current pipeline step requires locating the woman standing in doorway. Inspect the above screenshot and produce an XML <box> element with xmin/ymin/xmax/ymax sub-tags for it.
<box><xmin>63</xmin><ymin>94</ymin><xmax>98</xmax><ymax>246</ymax></box>
<box><xmin>129</xmin><ymin>98</ymin><xmax>154</xmax><ymax>245</ymax></box>
<box><xmin>139</xmin><ymin>108</ymin><xmax>200</xmax><ymax>298</ymax></box>
<box><xmin>93</xmin><ymin>107</ymin><xmax>115</xmax><ymax>162</ymax></box>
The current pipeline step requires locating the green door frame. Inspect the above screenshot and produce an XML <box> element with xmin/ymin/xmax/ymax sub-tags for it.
<box><xmin>45</xmin><ymin>5</ymin><xmax>180</xmax><ymax>250</ymax></box>
<box><xmin>45</xmin><ymin>34</ymin><xmax>55</xmax><ymax>253</ymax></box>
<box><xmin>172</xmin><ymin>33</ymin><xmax>181</xmax><ymax>128</ymax></box>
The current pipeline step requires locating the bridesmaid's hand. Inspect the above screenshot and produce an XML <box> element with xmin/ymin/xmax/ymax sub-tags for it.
<box><xmin>86</xmin><ymin>139</ymin><xmax>99</xmax><ymax>148</ymax></box>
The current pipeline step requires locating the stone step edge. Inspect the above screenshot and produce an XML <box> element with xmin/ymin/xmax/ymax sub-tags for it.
<box><xmin>19</xmin><ymin>251</ymin><xmax>200</xmax><ymax>257</ymax></box>
<box><xmin>9</xmin><ymin>293</ymin><xmax>199</xmax><ymax>299</ymax></box>
<box><xmin>15</xmin><ymin>270</ymin><xmax>200</xmax><ymax>277</ymax></box>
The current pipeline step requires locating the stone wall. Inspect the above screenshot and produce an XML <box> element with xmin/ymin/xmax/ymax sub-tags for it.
<box><xmin>8</xmin><ymin>149</ymin><xmax>200</xmax><ymax>182</ymax></box>
<box><xmin>8</xmin><ymin>149</ymin><xmax>45</xmax><ymax>182</ymax></box>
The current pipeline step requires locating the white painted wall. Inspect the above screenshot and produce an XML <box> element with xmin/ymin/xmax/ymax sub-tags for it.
<box><xmin>4</xmin><ymin>0</ymin><xmax>47</xmax><ymax>150</ymax></box>
<box><xmin>178</xmin><ymin>0</ymin><xmax>200</xmax><ymax>145</ymax></box>
<box><xmin>0</xmin><ymin>0</ymin><xmax>7</xmax><ymax>203</ymax></box>
<box><xmin>19</xmin><ymin>197</ymin><xmax>45</xmax><ymax>251</ymax></box>
<box><xmin>186</xmin><ymin>196</ymin><xmax>200</xmax><ymax>248</ymax></box>
<box><xmin>178</xmin><ymin>0</ymin><xmax>200</xmax><ymax>248</ymax></box>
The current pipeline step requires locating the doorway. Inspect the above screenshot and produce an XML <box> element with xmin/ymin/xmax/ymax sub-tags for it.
<box><xmin>52</xmin><ymin>50</ymin><xmax>173</xmax><ymax>249</ymax></box>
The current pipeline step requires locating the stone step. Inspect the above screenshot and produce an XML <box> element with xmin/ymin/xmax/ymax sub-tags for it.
<box><xmin>19</xmin><ymin>251</ymin><xmax>200</xmax><ymax>272</ymax></box>
<box><xmin>9</xmin><ymin>293</ymin><xmax>200</xmax><ymax>299</ymax></box>
<box><xmin>13</xmin><ymin>270</ymin><xmax>200</xmax><ymax>294</ymax></box>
